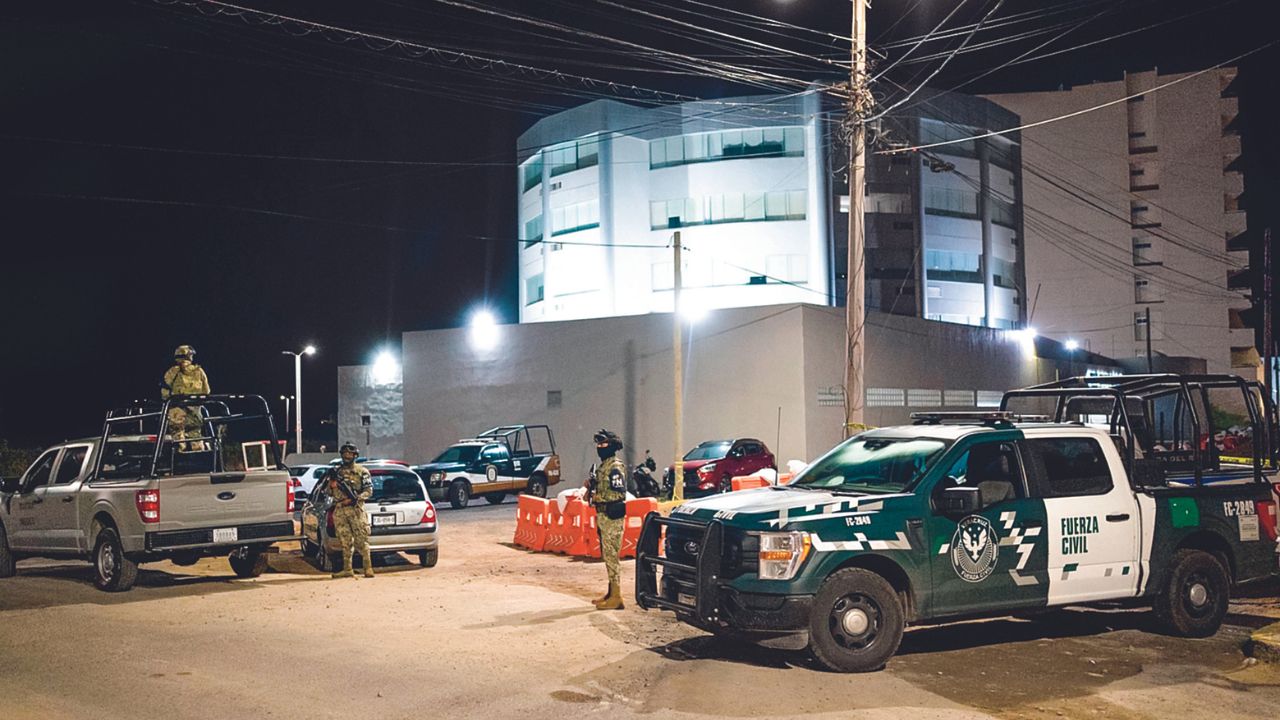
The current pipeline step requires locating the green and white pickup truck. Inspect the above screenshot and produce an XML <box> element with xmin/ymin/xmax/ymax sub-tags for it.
<box><xmin>0</xmin><ymin>395</ymin><xmax>297</xmax><ymax>591</ymax></box>
<box><xmin>637</xmin><ymin>374</ymin><xmax>1280</xmax><ymax>672</ymax></box>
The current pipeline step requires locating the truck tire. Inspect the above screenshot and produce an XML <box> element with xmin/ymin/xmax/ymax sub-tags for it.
<box><xmin>485</xmin><ymin>492</ymin><xmax>507</xmax><ymax>505</ymax></box>
<box><xmin>527</xmin><ymin>475</ymin><xmax>548</xmax><ymax>499</ymax></box>
<box><xmin>418</xmin><ymin>548</ymin><xmax>438</xmax><ymax>567</ymax></box>
<box><xmin>0</xmin><ymin>522</ymin><xmax>15</xmax><ymax>578</ymax></box>
<box><xmin>93</xmin><ymin>526</ymin><xmax>138</xmax><ymax>592</ymax></box>
<box><xmin>448</xmin><ymin>480</ymin><xmax>471</xmax><ymax>509</ymax></box>
<box><xmin>1154</xmin><ymin>549</ymin><xmax>1229</xmax><ymax>638</ymax></box>
<box><xmin>808</xmin><ymin>568</ymin><xmax>904</xmax><ymax>673</ymax></box>
<box><xmin>228</xmin><ymin>547</ymin><xmax>269</xmax><ymax>578</ymax></box>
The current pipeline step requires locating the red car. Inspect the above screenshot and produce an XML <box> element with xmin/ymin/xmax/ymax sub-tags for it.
<box><xmin>664</xmin><ymin>438</ymin><xmax>776</xmax><ymax>496</ymax></box>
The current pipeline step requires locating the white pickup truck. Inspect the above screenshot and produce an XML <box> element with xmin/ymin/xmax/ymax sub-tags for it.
<box><xmin>0</xmin><ymin>394</ymin><xmax>297</xmax><ymax>591</ymax></box>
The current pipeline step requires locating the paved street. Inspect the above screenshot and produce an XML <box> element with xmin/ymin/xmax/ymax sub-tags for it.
<box><xmin>2</xmin><ymin>500</ymin><xmax>1278</xmax><ymax>720</ymax></box>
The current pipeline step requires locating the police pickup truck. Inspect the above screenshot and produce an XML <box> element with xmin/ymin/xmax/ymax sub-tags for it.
<box><xmin>637</xmin><ymin>374</ymin><xmax>1280</xmax><ymax>672</ymax></box>
<box><xmin>0</xmin><ymin>395</ymin><xmax>297</xmax><ymax>591</ymax></box>
<box><xmin>414</xmin><ymin>425</ymin><xmax>561</xmax><ymax>508</ymax></box>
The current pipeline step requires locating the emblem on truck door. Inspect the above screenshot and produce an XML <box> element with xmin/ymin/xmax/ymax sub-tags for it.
<box><xmin>952</xmin><ymin>515</ymin><xmax>999</xmax><ymax>582</ymax></box>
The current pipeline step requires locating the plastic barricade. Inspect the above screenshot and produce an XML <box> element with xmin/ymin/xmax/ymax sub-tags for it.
<box><xmin>543</xmin><ymin>499</ymin><xmax>576</xmax><ymax>554</ymax></box>
<box><xmin>730</xmin><ymin>474</ymin><xmax>770</xmax><ymax>492</ymax></box>
<box><xmin>571</xmin><ymin>504</ymin><xmax>601</xmax><ymax>558</ymax></box>
<box><xmin>620</xmin><ymin>497</ymin><xmax>658</xmax><ymax>559</ymax></box>
<box><xmin>513</xmin><ymin>495</ymin><xmax>549</xmax><ymax>551</ymax></box>
<box><xmin>778</xmin><ymin>473</ymin><xmax>794</xmax><ymax>485</ymax></box>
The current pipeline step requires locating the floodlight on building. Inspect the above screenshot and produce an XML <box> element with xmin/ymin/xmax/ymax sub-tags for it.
<box><xmin>371</xmin><ymin>350</ymin><xmax>400</xmax><ymax>385</ymax></box>
<box><xmin>1064</xmin><ymin>339</ymin><xmax>1080</xmax><ymax>352</ymax></box>
<box><xmin>680</xmin><ymin>297</ymin><xmax>709</xmax><ymax>324</ymax></box>
<box><xmin>469</xmin><ymin>309</ymin><xmax>500</xmax><ymax>351</ymax></box>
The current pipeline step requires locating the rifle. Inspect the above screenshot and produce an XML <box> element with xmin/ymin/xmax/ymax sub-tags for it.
<box><xmin>324</xmin><ymin>467</ymin><xmax>362</xmax><ymax>506</ymax></box>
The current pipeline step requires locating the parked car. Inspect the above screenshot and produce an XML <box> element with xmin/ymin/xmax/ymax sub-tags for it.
<box><xmin>415</xmin><ymin>425</ymin><xmax>561</xmax><ymax>509</ymax></box>
<box><xmin>287</xmin><ymin>464</ymin><xmax>333</xmax><ymax>504</ymax></box>
<box><xmin>664</xmin><ymin>438</ymin><xmax>776</xmax><ymax>497</ymax></box>
<box><xmin>0</xmin><ymin>395</ymin><xmax>297</xmax><ymax>591</ymax></box>
<box><xmin>300</xmin><ymin>465</ymin><xmax>438</xmax><ymax>569</ymax></box>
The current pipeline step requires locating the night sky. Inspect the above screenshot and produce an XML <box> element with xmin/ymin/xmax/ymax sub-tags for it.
<box><xmin>2</xmin><ymin>0</ymin><xmax>1276</xmax><ymax>448</ymax></box>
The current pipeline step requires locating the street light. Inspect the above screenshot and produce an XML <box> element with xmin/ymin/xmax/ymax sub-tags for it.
<box><xmin>282</xmin><ymin>345</ymin><xmax>316</xmax><ymax>454</ymax></box>
<box><xmin>1064</xmin><ymin>339</ymin><xmax>1080</xmax><ymax>352</ymax></box>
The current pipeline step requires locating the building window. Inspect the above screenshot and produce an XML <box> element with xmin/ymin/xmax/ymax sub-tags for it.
<box><xmin>988</xmin><ymin>139</ymin><xmax>1015</xmax><ymax>170</ymax></box>
<box><xmin>525</xmin><ymin>273</ymin><xmax>545</xmax><ymax>306</ymax></box>
<box><xmin>919</xmin><ymin>119</ymin><xmax>977</xmax><ymax>157</ymax></box>
<box><xmin>522</xmin><ymin>214</ymin><xmax>543</xmax><ymax>247</ymax></box>
<box><xmin>991</xmin><ymin>257</ymin><xmax>1018</xmax><ymax>289</ymax></box>
<box><xmin>1134</xmin><ymin>275</ymin><xmax>1161</xmax><ymax>304</ymax></box>
<box><xmin>650</xmin><ymin>190</ymin><xmax>806</xmax><ymax>230</ymax></box>
<box><xmin>975</xmin><ymin>390</ymin><xmax>1004</xmax><ymax>408</ymax></box>
<box><xmin>649</xmin><ymin>126</ymin><xmax>804</xmax><ymax>170</ymax></box>
<box><xmin>521</xmin><ymin>154</ymin><xmax>543</xmax><ymax>192</ymax></box>
<box><xmin>1132</xmin><ymin>237</ymin><xmax>1161</xmax><ymax>266</ymax></box>
<box><xmin>550</xmin><ymin>199</ymin><xmax>599</xmax><ymax>236</ymax></box>
<box><xmin>547</xmin><ymin>137</ymin><xmax>600</xmax><ymax>178</ymax></box>
<box><xmin>1134</xmin><ymin>310</ymin><xmax>1163</xmax><ymax>341</ymax></box>
<box><xmin>992</xmin><ymin>197</ymin><xmax>1017</xmax><ymax>228</ymax></box>
<box><xmin>765</xmin><ymin>255</ymin><xmax>808</xmax><ymax>283</ymax></box>
<box><xmin>546</xmin><ymin>390</ymin><xmax>562</xmax><ymax>409</ymax></box>
<box><xmin>907</xmin><ymin>388</ymin><xmax>943</xmax><ymax>407</ymax></box>
<box><xmin>925</xmin><ymin>249</ymin><xmax>982</xmax><ymax>284</ymax></box>
<box><xmin>892</xmin><ymin>220</ymin><xmax>914</xmax><ymax>231</ymax></box>
<box><xmin>944</xmin><ymin>389</ymin><xmax>975</xmax><ymax>407</ymax></box>
<box><xmin>924</xmin><ymin>186</ymin><xmax>979</xmax><ymax>219</ymax></box>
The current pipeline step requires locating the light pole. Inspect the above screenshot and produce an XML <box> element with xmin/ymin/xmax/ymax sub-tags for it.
<box><xmin>279</xmin><ymin>395</ymin><xmax>294</xmax><ymax>440</ymax></box>
<box><xmin>282</xmin><ymin>346</ymin><xmax>316</xmax><ymax>454</ymax></box>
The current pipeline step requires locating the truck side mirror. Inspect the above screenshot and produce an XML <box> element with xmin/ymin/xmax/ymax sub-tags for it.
<box><xmin>941</xmin><ymin>486</ymin><xmax>981</xmax><ymax>515</ymax></box>
<box><xmin>1</xmin><ymin>477</ymin><xmax>19</xmax><ymax>494</ymax></box>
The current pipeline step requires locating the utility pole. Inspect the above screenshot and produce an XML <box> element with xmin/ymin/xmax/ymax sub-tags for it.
<box><xmin>1145</xmin><ymin>306</ymin><xmax>1153</xmax><ymax>373</ymax></box>
<box><xmin>843</xmin><ymin>0</ymin><xmax>871</xmax><ymax>438</ymax></box>
<box><xmin>672</xmin><ymin>230</ymin><xmax>684</xmax><ymax>502</ymax></box>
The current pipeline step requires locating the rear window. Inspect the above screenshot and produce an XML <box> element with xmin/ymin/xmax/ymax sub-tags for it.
<box><xmin>288</xmin><ymin>466</ymin><xmax>309</xmax><ymax>477</ymax></box>
<box><xmin>1022</xmin><ymin>437</ymin><xmax>1113</xmax><ymax>498</ymax></box>
<box><xmin>370</xmin><ymin>472</ymin><xmax>425</xmax><ymax>503</ymax></box>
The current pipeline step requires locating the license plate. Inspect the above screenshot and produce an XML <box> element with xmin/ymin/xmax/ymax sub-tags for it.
<box><xmin>678</xmin><ymin>593</ymin><xmax>695</xmax><ymax>606</ymax></box>
<box><xmin>372</xmin><ymin>514</ymin><xmax>396</xmax><ymax>527</ymax></box>
<box><xmin>213</xmin><ymin>527</ymin><xmax>238</xmax><ymax>543</ymax></box>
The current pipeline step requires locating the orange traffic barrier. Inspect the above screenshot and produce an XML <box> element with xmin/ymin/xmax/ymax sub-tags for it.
<box><xmin>543</xmin><ymin>499</ymin><xmax>577</xmax><ymax>554</ymax></box>
<box><xmin>779</xmin><ymin>473</ymin><xmax>794</xmax><ymax>485</ymax></box>
<box><xmin>730</xmin><ymin>474</ymin><xmax>770</xmax><ymax>492</ymax></box>
<box><xmin>513</xmin><ymin>495</ymin><xmax>549</xmax><ymax>551</ymax></box>
<box><xmin>621</xmin><ymin>497</ymin><xmax>658</xmax><ymax>559</ymax></box>
<box><xmin>571</xmin><ymin>504</ymin><xmax>601</xmax><ymax>558</ymax></box>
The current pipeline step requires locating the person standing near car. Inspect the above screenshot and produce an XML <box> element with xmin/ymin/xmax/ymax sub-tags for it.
<box><xmin>160</xmin><ymin>345</ymin><xmax>210</xmax><ymax>451</ymax></box>
<box><xmin>326</xmin><ymin>441</ymin><xmax>374</xmax><ymax>579</ymax></box>
<box><xmin>589</xmin><ymin>429</ymin><xmax>627</xmax><ymax>610</ymax></box>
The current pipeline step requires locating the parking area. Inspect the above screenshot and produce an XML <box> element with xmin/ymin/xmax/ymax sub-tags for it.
<box><xmin>2</xmin><ymin>500</ymin><xmax>1279</xmax><ymax>720</ymax></box>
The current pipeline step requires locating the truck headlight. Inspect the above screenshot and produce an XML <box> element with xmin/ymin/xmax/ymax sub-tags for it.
<box><xmin>757</xmin><ymin>531</ymin><xmax>811</xmax><ymax>580</ymax></box>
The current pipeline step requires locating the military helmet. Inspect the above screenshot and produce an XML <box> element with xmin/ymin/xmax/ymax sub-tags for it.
<box><xmin>593</xmin><ymin>428</ymin><xmax>624</xmax><ymax>451</ymax></box>
<box><xmin>339</xmin><ymin>441</ymin><xmax>359</xmax><ymax>455</ymax></box>
<box><xmin>174</xmin><ymin>344</ymin><xmax>196</xmax><ymax>360</ymax></box>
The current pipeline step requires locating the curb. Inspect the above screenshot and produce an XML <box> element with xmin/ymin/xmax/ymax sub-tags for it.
<box><xmin>1248</xmin><ymin>622</ymin><xmax>1280</xmax><ymax>664</ymax></box>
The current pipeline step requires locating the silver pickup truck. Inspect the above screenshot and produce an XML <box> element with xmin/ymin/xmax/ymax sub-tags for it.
<box><xmin>0</xmin><ymin>394</ymin><xmax>297</xmax><ymax>591</ymax></box>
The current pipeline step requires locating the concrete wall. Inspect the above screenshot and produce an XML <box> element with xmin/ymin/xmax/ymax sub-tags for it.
<box><xmin>337</xmin><ymin>364</ymin><xmax>404</xmax><ymax>460</ymax></box>
<box><xmin>341</xmin><ymin>303</ymin><xmax>1092</xmax><ymax>476</ymax></box>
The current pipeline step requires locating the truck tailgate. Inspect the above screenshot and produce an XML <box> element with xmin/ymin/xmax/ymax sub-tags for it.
<box><xmin>152</xmin><ymin>470</ymin><xmax>292</xmax><ymax>533</ymax></box>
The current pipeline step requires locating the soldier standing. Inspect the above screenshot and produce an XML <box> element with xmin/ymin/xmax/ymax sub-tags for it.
<box><xmin>326</xmin><ymin>441</ymin><xmax>374</xmax><ymax>579</ymax></box>
<box><xmin>589</xmin><ymin>429</ymin><xmax>627</xmax><ymax>610</ymax></box>
<box><xmin>160</xmin><ymin>345</ymin><xmax>211</xmax><ymax>450</ymax></box>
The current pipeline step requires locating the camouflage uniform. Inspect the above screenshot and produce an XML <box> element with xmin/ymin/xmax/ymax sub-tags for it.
<box><xmin>327</xmin><ymin>462</ymin><xmax>373</xmax><ymax>578</ymax></box>
<box><xmin>593</xmin><ymin>456</ymin><xmax>627</xmax><ymax>591</ymax></box>
<box><xmin>161</xmin><ymin>358</ymin><xmax>210</xmax><ymax>450</ymax></box>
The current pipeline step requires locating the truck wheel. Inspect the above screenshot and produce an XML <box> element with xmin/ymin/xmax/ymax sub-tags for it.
<box><xmin>228</xmin><ymin>547</ymin><xmax>269</xmax><ymax>578</ymax></box>
<box><xmin>485</xmin><ymin>492</ymin><xmax>507</xmax><ymax>505</ymax></box>
<box><xmin>0</xmin><ymin>522</ymin><xmax>15</xmax><ymax>578</ymax></box>
<box><xmin>93</xmin><ymin>526</ymin><xmax>138</xmax><ymax>592</ymax></box>
<box><xmin>1154</xmin><ymin>549</ymin><xmax>1229</xmax><ymax>638</ymax></box>
<box><xmin>448</xmin><ymin>480</ymin><xmax>471</xmax><ymax>509</ymax></box>
<box><xmin>527</xmin><ymin>475</ymin><xmax>548</xmax><ymax>498</ymax></box>
<box><xmin>418</xmin><ymin>548</ymin><xmax>438</xmax><ymax>567</ymax></box>
<box><xmin>808</xmin><ymin>568</ymin><xmax>904</xmax><ymax>673</ymax></box>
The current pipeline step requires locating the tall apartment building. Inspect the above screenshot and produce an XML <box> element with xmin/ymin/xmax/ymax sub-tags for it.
<box><xmin>516</xmin><ymin>90</ymin><xmax>1027</xmax><ymax>329</ymax></box>
<box><xmin>987</xmin><ymin>69</ymin><xmax>1252</xmax><ymax>375</ymax></box>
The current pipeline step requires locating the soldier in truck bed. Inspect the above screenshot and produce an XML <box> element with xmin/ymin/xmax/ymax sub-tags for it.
<box><xmin>160</xmin><ymin>345</ymin><xmax>210</xmax><ymax>450</ymax></box>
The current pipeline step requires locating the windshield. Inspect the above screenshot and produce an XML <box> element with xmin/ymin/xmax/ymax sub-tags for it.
<box><xmin>432</xmin><ymin>445</ymin><xmax>480</xmax><ymax>464</ymax></box>
<box><xmin>371</xmin><ymin>472</ymin><xmax>425</xmax><ymax>503</ymax></box>
<box><xmin>791</xmin><ymin>437</ymin><xmax>948</xmax><ymax>494</ymax></box>
<box><xmin>684</xmin><ymin>442</ymin><xmax>731</xmax><ymax>461</ymax></box>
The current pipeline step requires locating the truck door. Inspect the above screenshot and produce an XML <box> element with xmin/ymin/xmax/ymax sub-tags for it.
<box><xmin>1021</xmin><ymin>434</ymin><xmax>1141</xmax><ymax>605</ymax></box>
<box><xmin>927</xmin><ymin>439</ymin><xmax>1050</xmax><ymax>617</ymax></box>
<box><xmin>479</xmin><ymin>444</ymin><xmax>514</xmax><ymax>490</ymax></box>
<box><xmin>7</xmin><ymin>448</ymin><xmax>61</xmax><ymax>551</ymax></box>
<box><xmin>36</xmin><ymin>445</ymin><xmax>91</xmax><ymax>551</ymax></box>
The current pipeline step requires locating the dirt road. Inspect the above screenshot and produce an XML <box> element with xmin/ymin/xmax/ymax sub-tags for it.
<box><xmin>2</xmin><ymin>501</ymin><xmax>1278</xmax><ymax>719</ymax></box>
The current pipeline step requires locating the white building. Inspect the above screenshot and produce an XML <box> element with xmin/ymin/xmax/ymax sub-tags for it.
<box><xmin>986</xmin><ymin>68</ymin><xmax>1254</xmax><ymax>375</ymax></box>
<box><xmin>516</xmin><ymin>90</ymin><xmax>1028</xmax><ymax>329</ymax></box>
